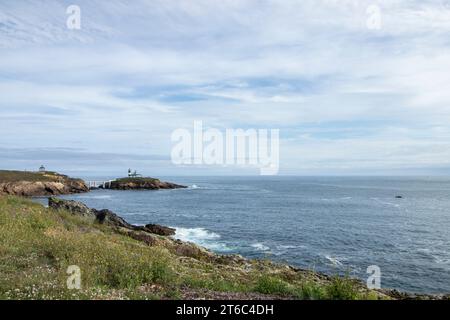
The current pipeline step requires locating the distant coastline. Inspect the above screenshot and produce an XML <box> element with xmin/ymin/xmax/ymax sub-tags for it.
<box><xmin>0</xmin><ymin>170</ymin><xmax>186</xmax><ymax>197</ymax></box>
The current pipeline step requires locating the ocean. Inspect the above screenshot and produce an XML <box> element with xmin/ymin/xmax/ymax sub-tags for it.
<box><xmin>35</xmin><ymin>176</ymin><xmax>450</xmax><ymax>294</ymax></box>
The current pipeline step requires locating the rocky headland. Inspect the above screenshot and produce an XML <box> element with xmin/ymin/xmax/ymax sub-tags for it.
<box><xmin>0</xmin><ymin>170</ymin><xmax>88</xmax><ymax>197</ymax></box>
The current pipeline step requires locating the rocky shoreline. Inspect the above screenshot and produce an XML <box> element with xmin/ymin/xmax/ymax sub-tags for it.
<box><xmin>48</xmin><ymin>197</ymin><xmax>245</xmax><ymax>267</ymax></box>
<box><xmin>46</xmin><ymin>197</ymin><xmax>450</xmax><ymax>300</ymax></box>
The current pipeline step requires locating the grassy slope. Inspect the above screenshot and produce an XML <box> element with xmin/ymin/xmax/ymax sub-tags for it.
<box><xmin>0</xmin><ymin>196</ymin><xmax>382</xmax><ymax>300</ymax></box>
<box><xmin>0</xmin><ymin>170</ymin><xmax>63</xmax><ymax>183</ymax></box>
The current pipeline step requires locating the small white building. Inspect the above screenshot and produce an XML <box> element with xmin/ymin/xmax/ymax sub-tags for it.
<box><xmin>128</xmin><ymin>168</ymin><xmax>141</xmax><ymax>177</ymax></box>
<box><xmin>39</xmin><ymin>165</ymin><xmax>46</xmax><ymax>172</ymax></box>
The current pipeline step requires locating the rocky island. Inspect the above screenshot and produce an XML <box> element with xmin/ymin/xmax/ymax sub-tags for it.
<box><xmin>0</xmin><ymin>170</ymin><xmax>88</xmax><ymax>197</ymax></box>
<box><xmin>107</xmin><ymin>177</ymin><xmax>187</xmax><ymax>190</ymax></box>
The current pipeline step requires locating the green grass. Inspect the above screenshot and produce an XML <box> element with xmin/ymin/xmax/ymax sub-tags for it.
<box><xmin>0</xmin><ymin>170</ymin><xmax>65</xmax><ymax>183</ymax></box>
<box><xmin>253</xmin><ymin>274</ymin><xmax>367</xmax><ymax>300</ymax></box>
<box><xmin>114</xmin><ymin>177</ymin><xmax>160</xmax><ymax>183</ymax></box>
<box><xmin>325</xmin><ymin>276</ymin><xmax>360</xmax><ymax>300</ymax></box>
<box><xmin>255</xmin><ymin>276</ymin><xmax>291</xmax><ymax>295</ymax></box>
<box><xmin>0</xmin><ymin>195</ymin><xmax>385</xmax><ymax>300</ymax></box>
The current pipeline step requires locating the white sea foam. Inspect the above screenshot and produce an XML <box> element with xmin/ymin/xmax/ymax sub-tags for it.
<box><xmin>272</xmin><ymin>244</ymin><xmax>301</xmax><ymax>256</ymax></box>
<box><xmin>188</xmin><ymin>184</ymin><xmax>209</xmax><ymax>190</ymax></box>
<box><xmin>175</xmin><ymin>227</ymin><xmax>220</xmax><ymax>240</ymax></box>
<box><xmin>321</xmin><ymin>197</ymin><xmax>352</xmax><ymax>201</ymax></box>
<box><xmin>417</xmin><ymin>248</ymin><xmax>450</xmax><ymax>265</ymax></box>
<box><xmin>325</xmin><ymin>255</ymin><xmax>343</xmax><ymax>266</ymax></box>
<box><xmin>278</xmin><ymin>245</ymin><xmax>298</xmax><ymax>249</ymax></box>
<box><xmin>371</xmin><ymin>197</ymin><xmax>400</xmax><ymax>208</ymax></box>
<box><xmin>173</xmin><ymin>227</ymin><xmax>231</xmax><ymax>252</ymax></box>
<box><xmin>251</xmin><ymin>243</ymin><xmax>271</xmax><ymax>252</ymax></box>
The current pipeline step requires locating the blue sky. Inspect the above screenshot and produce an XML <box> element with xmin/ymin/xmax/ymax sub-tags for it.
<box><xmin>1</xmin><ymin>0</ymin><xmax>450</xmax><ymax>176</ymax></box>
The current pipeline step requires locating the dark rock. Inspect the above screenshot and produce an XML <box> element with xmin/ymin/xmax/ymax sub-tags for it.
<box><xmin>395</xmin><ymin>196</ymin><xmax>403</xmax><ymax>199</ymax></box>
<box><xmin>124</xmin><ymin>230</ymin><xmax>159</xmax><ymax>246</ymax></box>
<box><xmin>215</xmin><ymin>254</ymin><xmax>247</xmax><ymax>265</ymax></box>
<box><xmin>381</xmin><ymin>288</ymin><xmax>450</xmax><ymax>300</ymax></box>
<box><xmin>48</xmin><ymin>197</ymin><xmax>95</xmax><ymax>218</ymax></box>
<box><xmin>48</xmin><ymin>198</ymin><xmax>176</xmax><ymax>238</ymax></box>
<box><xmin>93</xmin><ymin>208</ymin><xmax>134</xmax><ymax>229</ymax></box>
<box><xmin>142</xmin><ymin>224</ymin><xmax>176</xmax><ymax>236</ymax></box>
<box><xmin>172</xmin><ymin>240</ymin><xmax>215</xmax><ymax>260</ymax></box>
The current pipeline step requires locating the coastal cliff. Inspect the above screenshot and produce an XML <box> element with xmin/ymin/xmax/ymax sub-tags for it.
<box><xmin>0</xmin><ymin>170</ymin><xmax>88</xmax><ymax>197</ymax></box>
<box><xmin>108</xmin><ymin>177</ymin><xmax>187</xmax><ymax>190</ymax></box>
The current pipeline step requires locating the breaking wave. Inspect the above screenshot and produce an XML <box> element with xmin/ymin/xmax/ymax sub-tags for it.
<box><xmin>174</xmin><ymin>227</ymin><xmax>231</xmax><ymax>252</ymax></box>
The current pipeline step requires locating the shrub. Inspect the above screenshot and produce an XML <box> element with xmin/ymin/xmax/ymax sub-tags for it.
<box><xmin>325</xmin><ymin>276</ymin><xmax>359</xmax><ymax>300</ymax></box>
<box><xmin>255</xmin><ymin>275</ymin><xmax>291</xmax><ymax>295</ymax></box>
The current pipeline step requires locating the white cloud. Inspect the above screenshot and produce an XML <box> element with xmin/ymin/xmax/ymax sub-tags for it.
<box><xmin>1</xmin><ymin>0</ymin><xmax>450</xmax><ymax>174</ymax></box>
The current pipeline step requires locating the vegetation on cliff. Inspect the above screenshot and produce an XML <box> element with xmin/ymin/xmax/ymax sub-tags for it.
<box><xmin>0</xmin><ymin>171</ymin><xmax>88</xmax><ymax>197</ymax></box>
<box><xmin>0</xmin><ymin>170</ymin><xmax>63</xmax><ymax>182</ymax></box>
<box><xmin>0</xmin><ymin>196</ymin><xmax>386</xmax><ymax>300</ymax></box>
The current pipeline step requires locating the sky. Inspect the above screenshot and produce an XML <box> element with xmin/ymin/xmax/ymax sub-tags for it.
<box><xmin>1</xmin><ymin>0</ymin><xmax>450</xmax><ymax>176</ymax></box>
